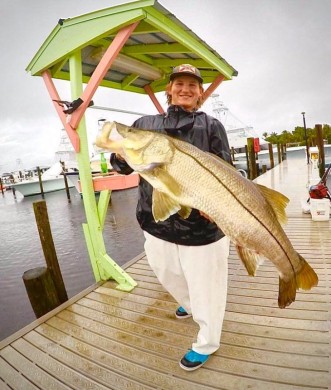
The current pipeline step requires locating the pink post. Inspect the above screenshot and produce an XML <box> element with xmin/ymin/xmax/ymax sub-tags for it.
<box><xmin>144</xmin><ymin>84</ymin><xmax>165</xmax><ymax>114</ymax></box>
<box><xmin>42</xmin><ymin>70</ymin><xmax>80</xmax><ymax>152</ymax></box>
<box><xmin>70</xmin><ymin>22</ymin><xmax>140</xmax><ymax>129</ymax></box>
<box><xmin>203</xmin><ymin>74</ymin><xmax>225</xmax><ymax>102</ymax></box>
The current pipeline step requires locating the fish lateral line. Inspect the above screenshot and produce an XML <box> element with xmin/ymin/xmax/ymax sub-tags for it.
<box><xmin>173</xmin><ymin>142</ymin><xmax>296</xmax><ymax>270</ymax></box>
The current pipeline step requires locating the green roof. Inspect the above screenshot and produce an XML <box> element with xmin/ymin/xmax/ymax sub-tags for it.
<box><xmin>26</xmin><ymin>0</ymin><xmax>238</xmax><ymax>94</ymax></box>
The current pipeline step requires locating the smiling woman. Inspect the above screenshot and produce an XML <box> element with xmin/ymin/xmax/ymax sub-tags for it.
<box><xmin>167</xmin><ymin>76</ymin><xmax>203</xmax><ymax>112</ymax></box>
<box><xmin>165</xmin><ymin>64</ymin><xmax>205</xmax><ymax>112</ymax></box>
<box><xmin>107</xmin><ymin>62</ymin><xmax>234</xmax><ymax>371</ymax></box>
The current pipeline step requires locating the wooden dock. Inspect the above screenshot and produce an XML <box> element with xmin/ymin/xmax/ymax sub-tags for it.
<box><xmin>0</xmin><ymin>158</ymin><xmax>330</xmax><ymax>389</ymax></box>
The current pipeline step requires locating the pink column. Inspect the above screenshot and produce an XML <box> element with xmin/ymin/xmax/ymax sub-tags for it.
<box><xmin>203</xmin><ymin>74</ymin><xmax>225</xmax><ymax>102</ymax></box>
<box><xmin>144</xmin><ymin>84</ymin><xmax>165</xmax><ymax>114</ymax></box>
<box><xmin>69</xmin><ymin>22</ymin><xmax>140</xmax><ymax>129</ymax></box>
<box><xmin>42</xmin><ymin>70</ymin><xmax>80</xmax><ymax>152</ymax></box>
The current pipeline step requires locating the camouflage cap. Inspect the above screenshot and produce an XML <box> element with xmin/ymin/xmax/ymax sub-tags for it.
<box><xmin>170</xmin><ymin>64</ymin><xmax>203</xmax><ymax>83</ymax></box>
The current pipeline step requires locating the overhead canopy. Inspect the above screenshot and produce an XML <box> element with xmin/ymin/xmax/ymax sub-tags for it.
<box><xmin>26</xmin><ymin>0</ymin><xmax>238</xmax><ymax>94</ymax></box>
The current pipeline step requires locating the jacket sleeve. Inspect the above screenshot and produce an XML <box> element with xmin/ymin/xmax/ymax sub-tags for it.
<box><xmin>110</xmin><ymin>153</ymin><xmax>134</xmax><ymax>175</ymax></box>
<box><xmin>209</xmin><ymin>117</ymin><xmax>232</xmax><ymax>164</ymax></box>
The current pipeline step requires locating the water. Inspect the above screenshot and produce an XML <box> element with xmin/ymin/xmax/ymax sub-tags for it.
<box><xmin>0</xmin><ymin>187</ymin><xmax>144</xmax><ymax>341</ymax></box>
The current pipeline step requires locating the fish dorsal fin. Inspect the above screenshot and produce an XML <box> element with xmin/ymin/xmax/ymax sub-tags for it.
<box><xmin>256</xmin><ymin>184</ymin><xmax>289</xmax><ymax>224</ymax></box>
<box><xmin>152</xmin><ymin>189</ymin><xmax>182</xmax><ymax>222</ymax></box>
<box><xmin>235</xmin><ymin>245</ymin><xmax>264</xmax><ymax>276</ymax></box>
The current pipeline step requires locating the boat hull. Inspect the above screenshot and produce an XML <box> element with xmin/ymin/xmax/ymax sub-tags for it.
<box><xmin>11</xmin><ymin>177</ymin><xmax>74</xmax><ymax>197</ymax></box>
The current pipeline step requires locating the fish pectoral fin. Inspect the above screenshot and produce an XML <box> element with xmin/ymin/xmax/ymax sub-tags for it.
<box><xmin>178</xmin><ymin>206</ymin><xmax>192</xmax><ymax>219</ymax></box>
<box><xmin>256</xmin><ymin>184</ymin><xmax>289</xmax><ymax>224</ymax></box>
<box><xmin>152</xmin><ymin>189</ymin><xmax>181</xmax><ymax>222</ymax></box>
<box><xmin>235</xmin><ymin>245</ymin><xmax>262</xmax><ymax>276</ymax></box>
<box><xmin>153</xmin><ymin>167</ymin><xmax>181</xmax><ymax>196</ymax></box>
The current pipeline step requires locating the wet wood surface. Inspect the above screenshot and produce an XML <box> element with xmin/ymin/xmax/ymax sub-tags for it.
<box><xmin>0</xmin><ymin>158</ymin><xmax>330</xmax><ymax>389</ymax></box>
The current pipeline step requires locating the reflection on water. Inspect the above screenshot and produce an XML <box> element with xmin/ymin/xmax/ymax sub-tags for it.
<box><xmin>0</xmin><ymin>187</ymin><xmax>144</xmax><ymax>341</ymax></box>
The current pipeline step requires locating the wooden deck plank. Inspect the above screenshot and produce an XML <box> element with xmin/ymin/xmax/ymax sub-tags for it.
<box><xmin>0</xmin><ymin>357</ymin><xmax>39</xmax><ymax>390</ymax></box>
<box><xmin>0</xmin><ymin>158</ymin><xmax>330</xmax><ymax>389</ymax></box>
<box><xmin>0</xmin><ymin>346</ymin><xmax>71</xmax><ymax>389</ymax></box>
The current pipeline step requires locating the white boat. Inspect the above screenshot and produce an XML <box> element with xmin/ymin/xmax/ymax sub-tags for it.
<box><xmin>210</xmin><ymin>95</ymin><xmax>269</xmax><ymax>152</ymax></box>
<box><xmin>11</xmin><ymin>162</ymin><xmax>75</xmax><ymax>197</ymax></box>
<box><xmin>11</xmin><ymin>129</ymin><xmax>78</xmax><ymax>197</ymax></box>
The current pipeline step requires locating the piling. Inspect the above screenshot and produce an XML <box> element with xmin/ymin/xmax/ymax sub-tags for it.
<box><xmin>277</xmin><ymin>144</ymin><xmax>282</xmax><ymax>164</ymax></box>
<box><xmin>37</xmin><ymin>166</ymin><xmax>44</xmax><ymax>198</ymax></box>
<box><xmin>268</xmin><ymin>143</ymin><xmax>274</xmax><ymax>169</ymax></box>
<box><xmin>231</xmin><ymin>147</ymin><xmax>236</xmax><ymax>162</ymax></box>
<box><xmin>23</xmin><ymin>266</ymin><xmax>61</xmax><ymax>318</ymax></box>
<box><xmin>315</xmin><ymin>124</ymin><xmax>325</xmax><ymax>178</ymax></box>
<box><xmin>60</xmin><ymin>161</ymin><xmax>71</xmax><ymax>202</ymax></box>
<box><xmin>33</xmin><ymin>200</ymin><xmax>68</xmax><ymax>303</ymax></box>
<box><xmin>281</xmin><ymin>143</ymin><xmax>287</xmax><ymax>160</ymax></box>
<box><xmin>247</xmin><ymin>137</ymin><xmax>257</xmax><ymax>180</ymax></box>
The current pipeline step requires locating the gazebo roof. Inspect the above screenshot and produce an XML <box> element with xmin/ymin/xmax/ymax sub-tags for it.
<box><xmin>26</xmin><ymin>0</ymin><xmax>238</xmax><ymax>94</ymax></box>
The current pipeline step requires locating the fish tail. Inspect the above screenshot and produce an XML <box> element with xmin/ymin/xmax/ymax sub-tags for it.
<box><xmin>278</xmin><ymin>254</ymin><xmax>318</xmax><ymax>308</ymax></box>
<box><xmin>278</xmin><ymin>276</ymin><xmax>297</xmax><ymax>308</ymax></box>
<box><xmin>296</xmin><ymin>254</ymin><xmax>319</xmax><ymax>290</ymax></box>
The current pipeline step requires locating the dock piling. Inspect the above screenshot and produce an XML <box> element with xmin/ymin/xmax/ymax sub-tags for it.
<box><xmin>37</xmin><ymin>166</ymin><xmax>45</xmax><ymax>198</ymax></box>
<box><xmin>33</xmin><ymin>200</ymin><xmax>68</xmax><ymax>303</ymax></box>
<box><xmin>22</xmin><ymin>266</ymin><xmax>61</xmax><ymax>318</ymax></box>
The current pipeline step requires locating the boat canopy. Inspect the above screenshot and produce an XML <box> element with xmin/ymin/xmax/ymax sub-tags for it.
<box><xmin>26</xmin><ymin>0</ymin><xmax>238</xmax><ymax>94</ymax></box>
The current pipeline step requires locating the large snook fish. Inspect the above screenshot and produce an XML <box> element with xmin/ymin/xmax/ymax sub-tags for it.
<box><xmin>96</xmin><ymin>121</ymin><xmax>318</xmax><ymax>308</ymax></box>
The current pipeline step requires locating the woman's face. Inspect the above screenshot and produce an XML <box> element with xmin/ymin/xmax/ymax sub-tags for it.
<box><xmin>169</xmin><ymin>75</ymin><xmax>203</xmax><ymax>111</ymax></box>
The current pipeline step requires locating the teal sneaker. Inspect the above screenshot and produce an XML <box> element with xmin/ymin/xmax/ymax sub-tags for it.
<box><xmin>175</xmin><ymin>306</ymin><xmax>192</xmax><ymax>319</ymax></box>
<box><xmin>179</xmin><ymin>349</ymin><xmax>210</xmax><ymax>371</ymax></box>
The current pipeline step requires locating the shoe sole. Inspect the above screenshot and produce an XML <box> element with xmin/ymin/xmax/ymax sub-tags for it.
<box><xmin>179</xmin><ymin>361</ymin><xmax>205</xmax><ymax>371</ymax></box>
<box><xmin>175</xmin><ymin>313</ymin><xmax>192</xmax><ymax>319</ymax></box>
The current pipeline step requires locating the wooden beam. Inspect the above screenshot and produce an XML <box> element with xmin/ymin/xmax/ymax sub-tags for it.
<box><xmin>69</xmin><ymin>22</ymin><xmax>140</xmax><ymax>130</ymax></box>
<box><xmin>41</xmin><ymin>70</ymin><xmax>80</xmax><ymax>152</ymax></box>
<box><xmin>203</xmin><ymin>74</ymin><xmax>225</xmax><ymax>102</ymax></box>
<box><xmin>144</xmin><ymin>84</ymin><xmax>165</xmax><ymax>114</ymax></box>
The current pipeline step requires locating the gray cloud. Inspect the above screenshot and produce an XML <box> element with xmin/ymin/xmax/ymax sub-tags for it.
<box><xmin>1</xmin><ymin>0</ymin><xmax>330</xmax><ymax>171</ymax></box>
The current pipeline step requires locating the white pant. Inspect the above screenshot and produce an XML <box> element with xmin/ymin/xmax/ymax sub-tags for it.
<box><xmin>143</xmin><ymin>232</ymin><xmax>230</xmax><ymax>355</ymax></box>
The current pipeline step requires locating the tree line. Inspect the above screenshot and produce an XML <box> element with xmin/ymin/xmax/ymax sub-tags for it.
<box><xmin>262</xmin><ymin>124</ymin><xmax>331</xmax><ymax>146</ymax></box>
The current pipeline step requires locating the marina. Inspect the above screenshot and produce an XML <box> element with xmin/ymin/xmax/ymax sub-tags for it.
<box><xmin>0</xmin><ymin>156</ymin><xmax>330</xmax><ymax>389</ymax></box>
<box><xmin>1</xmin><ymin>0</ymin><xmax>331</xmax><ymax>387</ymax></box>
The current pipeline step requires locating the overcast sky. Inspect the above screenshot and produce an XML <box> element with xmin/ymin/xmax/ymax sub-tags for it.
<box><xmin>1</xmin><ymin>0</ymin><xmax>330</xmax><ymax>172</ymax></box>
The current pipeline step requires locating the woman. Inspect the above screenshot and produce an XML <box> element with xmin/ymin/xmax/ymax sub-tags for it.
<box><xmin>110</xmin><ymin>64</ymin><xmax>232</xmax><ymax>371</ymax></box>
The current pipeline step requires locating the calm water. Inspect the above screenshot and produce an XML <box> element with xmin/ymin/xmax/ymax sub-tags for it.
<box><xmin>0</xmin><ymin>187</ymin><xmax>144</xmax><ymax>341</ymax></box>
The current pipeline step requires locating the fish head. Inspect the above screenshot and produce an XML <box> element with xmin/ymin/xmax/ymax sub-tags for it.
<box><xmin>115</xmin><ymin>122</ymin><xmax>175</xmax><ymax>172</ymax></box>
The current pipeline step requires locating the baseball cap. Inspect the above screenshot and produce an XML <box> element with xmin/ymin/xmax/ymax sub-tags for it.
<box><xmin>170</xmin><ymin>64</ymin><xmax>203</xmax><ymax>83</ymax></box>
